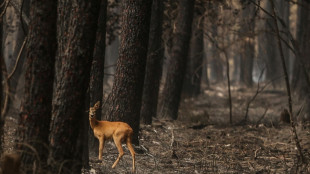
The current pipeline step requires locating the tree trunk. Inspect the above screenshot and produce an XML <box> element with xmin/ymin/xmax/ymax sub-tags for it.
<box><xmin>159</xmin><ymin>0</ymin><xmax>195</xmax><ymax>120</ymax></box>
<box><xmin>140</xmin><ymin>0</ymin><xmax>164</xmax><ymax>125</ymax></box>
<box><xmin>183</xmin><ymin>6</ymin><xmax>203</xmax><ymax>97</ymax></box>
<box><xmin>106</xmin><ymin>0</ymin><xmax>152</xmax><ymax>145</ymax></box>
<box><xmin>239</xmin><ymin>1</ymin><xmax>255</xmax><ymax>87</ymax></box>
<box><xmin>0</xmin><ymin>0</ymin><xmax>3</xmax><ymax>154</ymax></box>
<box><xmin>208</xmin><ymin>3</ymin><xmax>223</xmax><ymax>83</ymax></box>
<box><xmin>3</xmin><ymin>0</ymin><xmax>30</xmax><ymax>116</ymax></box>
<box><xmin>88</xmin><ymin>0</ymin><xmax>108</xmax><ymax>156</ymax></box>
<box><xmin>296</xmin><ymin>1</ymin><xmax>310</xmax><ymax>122</ymax></box>
<box><xmin>263</xmin><ymin>1</ymin><xmax>282</xmax><ymax>87</ymax></box>
<box><xmin>15</xmin><ymin>1</ymin><xmax>56</xmax><ymax>172</ymax></box>
<box><xmin>49</xmin><ymin>0</ymin><xmax>100</xmax><ymax>173</ymax></box>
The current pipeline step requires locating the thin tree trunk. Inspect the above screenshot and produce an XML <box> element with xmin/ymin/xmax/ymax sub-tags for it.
<box><xmin>239</xmin><ymin>1</ymin><xmax>255</xmax><ymax>87</ymax></box>
<box><xmin>49</xmin><ymin>0</ymin><xmax>100</xmax><ymax>173</ymax></box>
<box><xmin>271</xmin><ymin>0</ymin><xmax>305</xmax><ymax>164</ymax></box>
<box><xmin>106</xmin><ymin>0</ymin><xmax>152</xmax><ymax>145</ymax></box>
<box><xmin>16</xmin><ymin>0</ymin><xmax>56</xmax><ymax>172</ymax></box>
<box><xmin>140</xmin><ymin>0</ymin><xmax>164</xmax><ymax>125</ymax></box>
<box><xmin>160</xmin><ymin>0</ymin><xmax>195</xmax><ymax>120</ymax></box>
<box><xmin>89</xmin><ymin>0</ymin><xmax>108</xmax><ymax>156</ymax></box>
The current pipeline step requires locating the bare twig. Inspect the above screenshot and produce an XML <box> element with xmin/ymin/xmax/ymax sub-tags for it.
<box><xmin>256</xmin><ymin>108</ymin><xmax>269</xmax><ymax>127</ymax></box>
<box><xmin>271</xmin><ymin>0</ymin><xmax>305</xmax><ymax>164</ymax></box>
<box><xmin>8</xmin><ymin>36</ymin><xmax>27</xmax><ymax>79</ymax></box>
<box><xmin>244</xmin><ymin>68</ymin><xmax>265</xmax><ymax>122</ymax></box>
<box><xmin>0</xmin><ymin>0</ymin><xmax>10</xmax><ymax>19</ymax></box>
<box><xmin>1</xmin><ymin>37</ymin><xmax>27</xmax><ymax>116</ymax></box>
<box><xmin>204</xmin><ymin>32</ymin><xmax>233</xmax><ymax>124</ymax></box>
<box><xmin>20</xmin><ymin>0</ymin><xmax>26</xmax><ymax>35</ymax></box>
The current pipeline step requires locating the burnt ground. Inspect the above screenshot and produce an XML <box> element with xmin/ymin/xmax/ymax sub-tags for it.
<box><xmin>3</xmin><ymin>85</ymin><xmax>310</xmax><ymax>173</ymax></box>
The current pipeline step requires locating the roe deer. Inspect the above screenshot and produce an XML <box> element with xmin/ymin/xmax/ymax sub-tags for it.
<box><xmin>89</xmin><ymin>101</ymin><xmax>135</xmax><ymax>172</ymax></box>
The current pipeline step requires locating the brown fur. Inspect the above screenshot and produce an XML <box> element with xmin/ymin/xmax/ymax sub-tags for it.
<box><xmin>0</xmin><ymin>153</ymin><xmax>21</xmax><ymax>174</ymax></box>
<box><xmin>89</xmin><ymin>101</ymin><xmax>136</xmax><ymax>172</ymax></box>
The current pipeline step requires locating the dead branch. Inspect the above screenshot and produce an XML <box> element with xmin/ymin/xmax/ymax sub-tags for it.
<box><xmin>204</xmin><ymin>32</ymin><xmax>233</xmax><ymax>124</ymax></box>
<box><xmin>256</xmin><ymin>108</ymin><xmax>269</xmax><ymax>128</ymax></box>
<box><xmin>8</xmin><ymin>37</ymin><xmax>27</xmax><ymax>79</ymax></box>
<box><xmin>244</xmin><ymin>68</ymin><xmax>265</xmax><ymax>122</ymax></box>
<box><xmin>0</xmin><ymin>0</ymin><xmax>10</xmax><ymax>19</ymax></box>
<box><xmin>1</xmin><ymin>37</ymin><xmax>27</xmax><ymax>117</ymax></box>
<box><xmin>271</xmin><ymin>0</ymin><xmax>305</xmax><ymax>164</ymax></box>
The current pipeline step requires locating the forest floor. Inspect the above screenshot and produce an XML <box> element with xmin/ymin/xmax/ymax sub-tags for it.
<box><xmin>3</xmin><ymin>84</ymin><xmax>310</xmax><ymax>173</ymax></box>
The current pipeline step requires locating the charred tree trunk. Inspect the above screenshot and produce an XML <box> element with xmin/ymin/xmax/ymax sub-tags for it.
<box><xmin>49</xmin><ymin>0</ymin><xmax>100</xmax><ymax>173</ymax></box>
<box><xmin>208</xmin><ymin>2</ymin><xmax>223</xmax><ymax>83</ymax></box>
<box><xmin>296</xmin><ymin>1</ymin><xmax>310</xmax><ymax>122</ymax></box>
<box><xmin>106</xmin><ymin>0</ymin><xmax>152</xmax><ymax>145</ymax></box>
<box><xmin>140</xmin><ymin>0</ymin><xmax>164</xmax><ymax>125</ymax></box>
<box><xmin>263</xmin><ymin>1</ymin><xmax>282</xmax><ymax>87</ymax></box>
<box><xmin>160</xmin><ymin>0</ymin><xmax>195</xmax><ymax>120</ymax></box>
<box><xmin>0</xmin><ymin>0</ymin><xmax>3</xmax><ymax>154</ymax></box>
<box><xmin>16</xmin><ymin>0</ymin><xmax>56</xmax><ymax>172</ymax></box>
<box><xmin>183</xmin><ymin>5</ymin><xmax>203</xmax><ymax>97</ymax></box>
<box><xmin>239</xmin><ymin>1</ymin><xmax>255</xmax><ymax>87</ymax></box>
<box><xmin>88</xmin><ymin>0</ymin><xmax>108</xmax><ymax>156</ymax></box>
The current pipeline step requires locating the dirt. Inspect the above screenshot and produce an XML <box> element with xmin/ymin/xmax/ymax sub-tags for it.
<box><xmin>3</xmin><ymin>85</ymin><xmax>310</xmax><ymax>173</ymax></box>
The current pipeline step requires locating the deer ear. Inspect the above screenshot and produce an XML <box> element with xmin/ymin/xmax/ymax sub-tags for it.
<box><xmin>94</xmin><ymin>101</ymin><xmax>100</xmax><ymax>109</ymax></box>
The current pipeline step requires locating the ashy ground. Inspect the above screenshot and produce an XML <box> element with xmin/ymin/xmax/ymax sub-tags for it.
<box><xmin>4</xmin><ymin>85</ymin><xmax>310</xmax><ymax>173</ymax></box>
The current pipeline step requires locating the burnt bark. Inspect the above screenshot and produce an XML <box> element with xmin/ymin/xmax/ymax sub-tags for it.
<box><xmin>160</xmin><ymin>0</ymin><xmax>195</xmax><ymax>120</ymax></box>
<box><xmin>262</xmin><ymin>1</ymin><xmax>282</xmax><ymax>87</ymax></box>
<box><xmin>140</xmin><ymin>0</ymin><xmax>164</xmax><ymax>125</ymax></box>
<box><xmin>183</xmin><ymin>6</ymin><xmax>203</xmax><ymax>97</ymax></box>
<box><xmin>49</xmin><ymin>0</ymin><xmax>100</xmax><ymax>173</ymax></box>
<box><xmin>88</xmin><ymin>0</ymin><xmax>108</xmax><ymax>155</ymax></box>
<box><xmin>16</xmin><ymin>0</ymin><xmax>56</xmax><ymax>171</ymax></box>
<box><xmin>0</xmin><ymin>0</ymin><xmax>3</xmax><ymax>154</ymax></box>
<box><xmin>239</xmin><ymin>1</ymin><xmax>255</xmax><ymax>87</ymax></box>
<box><xmin>106</xmin><ymin>0</ymin><xmax>152</xmax><ymax>145</ymax></box>
<box><xmin>295</xmin><ymin>1</ymin><xmax>310</xmax><ymax>122</ymax></box>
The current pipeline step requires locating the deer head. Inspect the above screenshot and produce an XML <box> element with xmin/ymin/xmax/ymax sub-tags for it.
<box><xmin>89</xmin><ymin>101</ymin><xmax>100</xmax><ymax>120</ymax></box>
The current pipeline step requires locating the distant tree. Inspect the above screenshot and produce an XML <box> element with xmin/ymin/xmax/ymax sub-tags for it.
<box><xmin>88</xmin><ymin>0</ymin><xmax>108</xmax><ymax>155</ymax></box>
<box><xmin>259</xmin><ymin>0</ymin><xmax>283</xmax><ymax>87</ymax></box>
<box><xmin>295</xmin><ymin>1</ymin><xmax>310</xmax><ymax>121</ymax></box>
<box><xmin>49</xmin><ymin>0</ymin><xmax>100</xmax><ymax>173</ymax></box>
<box><xmin>160</xmin><ymin>0</ymin><xmax>195</xmax><ymax>120</ymax></box>
<box><xmin>140</xmin><ymin>0</ymin><xmax>164</xmax><ymax>125</ymax></box>
<box><xmin>183</xmin><ymin>1</ymin><xmax>204</xmax><ymax>97</ymax></box>
<box><xmin>239</xmin><ymin>1</ymin><xmax>256</xmax><ymax>87</ymax></box>
<box><xmin>16</xmin><ymin>0</ymin><xmax>56</xmax><ymax>171</ymax></box>
<box><xmin>208</xmin><ymin>2</ymin><xmax>223</xmax><ymax>83</ymax></box>
<box><xmin>106</xmin><ymin>0</ymin><xmax>152</xmax><ymax>144</ymax></box>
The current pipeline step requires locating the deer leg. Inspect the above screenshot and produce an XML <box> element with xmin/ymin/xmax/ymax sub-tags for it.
<box><xmin>112</xmin><ymin>136</ymin><xmax>124</xmax><ymax>169</ymax></box>
<box><xmin>98</xmin><ymin>136</ymin><xmax>105</xmax><ymax>160</ymax></box>
<box><xmin>126</xmin><ymin>136</ymin><xmax>136</xmax><ymax>172</ymax></box>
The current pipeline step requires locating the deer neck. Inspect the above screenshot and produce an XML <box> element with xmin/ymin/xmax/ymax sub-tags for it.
<box><xmin>89</xmin><ymin>117</ymin><xmax>99</xmax><ymax>129</ymax></box>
